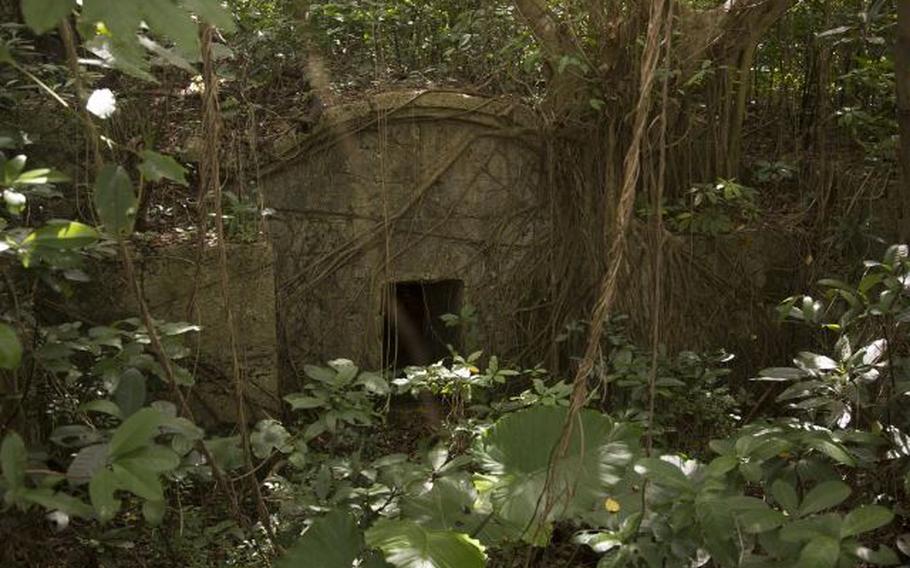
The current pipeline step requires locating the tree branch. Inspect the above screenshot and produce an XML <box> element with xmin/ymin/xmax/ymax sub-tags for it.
<box><xmin>512</xmin><ymin>0</ymin><xmax>575</xmax><ymax>60</ymax></box>
<box><xmin>714</xmin><ymin>0</ymin><xmax>797</xmax><ymax>51</ymax></box>
<box><xmin>678</xmin><ymin>0</ymin><xmax>796</xmax><ymax>64</ymax></box>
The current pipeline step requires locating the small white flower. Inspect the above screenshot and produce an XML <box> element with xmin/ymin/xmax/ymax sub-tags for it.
<box><xmin>86</xmin><ymin>88</ymin><xmax>117</xmax><ymax>119</ymax></box>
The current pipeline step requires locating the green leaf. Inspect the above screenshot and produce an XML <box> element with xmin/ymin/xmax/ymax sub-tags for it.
<box><xmin>142</xmin><ymin>499</ymin><xmax>167</xmax><ymax>525</ymax></box>
<box><xmin>113</xmin><ymin>368</ymin><xmax>146</xmax><ymax>418</ymax></box>
<box><xmin>328</xmin><ymin>358</ymin><xmax>359</xmax><ymax>385</ymax></box>
<box><xmin>140</xmin><ymin>0</ymin><xmax>199</xmax><ymax>59</ymax></box>
<box><xmin>137</xmin><ymin>150</ymin><xmax>189</xmax><ymax>186</ymax></box>
<box><xmin>401</xmin><ymin>476</ymin><xmax>481</xmax><ymax>534</ymax></box>
<box><xmin>841</xmin><ymin>506</ymin><xmax>893</xmax><ymax>537</ymax></box>
<box><xmin>781</xmin><ymin>514</ymin><xmax>842</xmax><ymax>543</ymax></box>
<box><xmin>89</xmin><ymin>468</ymin><xmax>120</xmax><ymax>522</ymax></box>
<box><xmin>82</xmin><ymin>0</ymin><xmax>141</xmax><ymax>36</ymax></box>
<box><xmin>180</xmin><ymin>0</ymin><xmax>236</xmax><ymax>33</ymax></box>
<box><xmin>799</xmin><ymin>480</ymin><xmax>851</xmax><ymax>517</ymax></box>
<box><xmin>1</xmin><ymin>432</ymin><xmax>27</xmax><ymax>488</ymax></box>
<box><xmin>739</xmin><ymin>507</ymin><xmax>787</xmax><ymax>533</ymax></box>
<box><xmin>16</xmin><ymin>168</ymin><xmax>70</xmax><ymax>185</ymax></box>
<box><xmin>0</xmin><ymin>323</ymin><xmax>23</xmax><ymax>370</ymax></box>
<box><xmin>770</xmin><ymin>479</ymin><xmax>800</xmax><ymax>514</ymax></box>
<box><xmin>23</xmin><ymin>489</ymin><xmax>93</xmax><ymax>517</ymax></box>
<box><xmin>798</xmin><ymin>535</ymin><xmax>841</xmax><ymax>568</ymax></box>
<box><xmin>276</xmin><ymin>510</ymin><xmax>362</xmax><ymax>568</ymax></box>
<box><xmin>705</xmin><ymin>454</ymin><xmax>738</xmax><ymax>476</ymax></box>
<box><xmin>250</xmin><ymin>419</ymin><xmax>292</xmax><ymax>459</ymax></box>
<box><xmin>304</xmin><ymin>364</ymin><xmax>337</xmax><ymax>383</ymax></box>
<box><xmin>355</xmin><ymin>371</ymin><xmax>390</xmax><ymax>395</ymax></box>
<box><xmin>21</xmin><ymin>221</ymin><xmax>99</xmax><ymax>249</ymax></box>
<box><xmin>634</xmin><ymin>457</ymin><xmax>692</xmax><ymax>492</ymax></box>
<box><xmin>284</xmin><ymin>394</ymin><xmax>327</xmax><ymax>410</ymax></box>
<box><xmin>475</xmin><ymin>406</ymin><xmax>636</xmax><ymax>542</ymax></box>
<box><xmin>117</xmin><ymin>445</ymin><xmax>180</xmax><ymax>472</ymax></box>
<box><xmin>21</xmin><ymin>0</ymin><xmax>73</xmax><ymax>33</ymax></box>
<box><xmin>366</xmin><ymin>519</ymin><xmax>485</xmax><ymax>568</ymax></box>
<box><xmin>79</xmin><ymin>399</ymin><xmax>123</xmax><ymax>419</ymax></box>
<box><xmin>108</xmin><ymin>408</ymin><xmax>162</xmax><ymax>459</ymax></box>
<box><xmin>112</xmin><ymin>461</ymin><xmax>163</xmax><ymax>501</ymax></box>
<box><xmin>848</xmin><ymin>543</ymin><xmax>900</xmax><ymax>565</ymax></box>
<box><xmin>93</xmin><ymin>164</ymin><xmax>138</xmax><ymax>238</ymax></box>
<box><xmin>66</xmin><ymin>443</ymin><xmax>110</xmax><ymax>484</ymax></box>
<box><xmin>806</xmin><ymin>438</ymin><xmax>855</xmax><ymax>466</ymax></box>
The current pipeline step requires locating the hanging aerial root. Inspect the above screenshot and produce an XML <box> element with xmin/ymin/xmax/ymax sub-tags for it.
<box><xmin>532</xmin><ymin>0</ymin><xmax>672</xmax><ymax>539</ymax></box>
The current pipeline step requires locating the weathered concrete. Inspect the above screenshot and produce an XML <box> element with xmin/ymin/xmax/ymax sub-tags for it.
<box><xmin>69</xmin><ymin>241</ymin><xmax>280</xmax><ymax>423</ymax></box>
<box><xmin>262</xmin><ymin>91</ymin><xmax>543</xmax><ymax>382</ymax></box>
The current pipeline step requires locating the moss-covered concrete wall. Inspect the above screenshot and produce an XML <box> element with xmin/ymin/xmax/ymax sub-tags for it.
<box><xmin>262</xmin><ymin>91</ymin><xmax>543</xmax><ymax>381</ymax></box>
<box><xmin>68</xmin><ymin>242</ymin><xmax>279</xmax><ymax>424</ymax></box>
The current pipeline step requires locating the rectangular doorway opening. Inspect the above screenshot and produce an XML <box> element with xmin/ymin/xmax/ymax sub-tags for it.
<box><xmin>383</xmin><ymin>280</ymin><xmax>463</xmax><ymax>369</ymax></box>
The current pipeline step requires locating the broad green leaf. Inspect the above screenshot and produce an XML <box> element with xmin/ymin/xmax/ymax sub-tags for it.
<box><xmin>328</xmin><ymin>358</ymin><xmax>359</xmax><ymax>385</ymax></box>
<box><xmin>276</xmin><ymin>510</ymin><xmax>362</xmax><ymax>568</ymax></box>
<box><xmin>304</xmin><ymin>364</ymin><xmax>337</xmax><ymax>383</ymax></box>
<box><xmin>158</xmin><ymin>322</ymin><xmax>201</xmax><ymax>336</ymax></box>
<box><xmin>21</xmin><ymin>0</ymin><xmax>73</xmax><ymax>33</ymax></box>
<box><xmin>841</xmin><ymin>505</ymin><xmax>893</xmax><ymax>537</ymax></box>
<box><xmin>140</xmin><ymin>0</ymin><xmax>199</xmax><ymax>59</ymax></box>
<box><xmin>799</xmin><ymin>480</ymin><xmax>851</xmax><ymax>517</ymax></box>
<box><xmin>756</xmin><ymin>367</ymin><xmax>807</xmax><ymax>381</ymax></box>
<box><xmin>23</xmin><ymin>489</ymin><xmax>93</xmax><ymax>517</ymax></box>
<box><xmin>781</xmin><ymin>514</ymin><xmax>842</xmax><ymax>543</ymax></box>
<box><xmin>180</xmin><ymin>0</ymin><xmax>237</xmax><ymax>33</ymax></box>
<box><xmin>82</xmin><ymin>0</ymin><xmax>141</xmax><ymax>36</ymax></box>
<box><xmin>4</xmin><ymin>154</ymin><xmax>26</xmax><ymax>182</ymax></box>
<box><xmin>400</xmin><ymin>475</ymin><xmax>491</xmax><ymax>537</ymax></box>
<box><xmin>89</xmin><ymin>468</ymin><xmax>120</xmax><ymax>522</ymax></box>
<box><xmin>204</xmin><ymin>436</ymin><xmax>244</xmax><ymax>470</ymax></box>
<box><xmin>137</xmin><ymin>36</ymin><xmax>197</xmax><ymax>73</ymax></box>
<box><xmin>138</xmin><ymin>150</ymin><xmax>189</xmax><ymax>185</ymax></box>
<box><xmin>4</xmin><ymin>189</ymin><xmax>26</xmax><ymax>215</ymax></box>
<box><xmin>93</xmin><ymin>164</ymin><xmax>138</xmax><ymax>238</ymax></box>
<box><xmin>0</xmin><ymin>323</ymin><xmax>22</xmax><ymax>370</ymax></box>
<box><xmin>634</xmin><ymin>457</ymin><xmax>692</xmax><ymax>492</ymax></box>
<box><xmin>250</xmin><ymin>419</ymin><xmax>292</xmax><ymax>459</ymax></box>
<box><xmin>113</xmin><ymin>368</ymin><xmax>146</xmax><ymax>418</ymax></box>
<box><xmin>21</xmin><ymin>221</ymin><xmax>99</xmax><ymax>249</ymax></box>
<box><xmin>16</xmin><ymin>168</ymin><xmax>69</xmax><ymax>184</ymax></box>
<box><xmin>142</xmin><ymin>499</ymin><xmax>166</xmax><ymax>525</ymax></box>
<box><xmin>112</xmin><ymin>461</ymin><xmax>163</xmax><ymax>500</ymax></box>
<box><xmin>798</xmin><ymin>535</ymin><xmax>841</xmax><ymax>568</ymax></box>
<box><xmin>79</xmin><ymin>399</ymin><xmax>123</xmax><ymax>419</ymax></box>
<box><xmin>806</xmin><ymin>438</ymin><xmax>855</xmax><ymax>466</ymax></box>
<box><xmin>848</xmin><ymin>543</ymin><xmax>900</xmax><ymax>565</ymax></box>
<box><xmin>355</xmin><ymin>371</ymin><xmax>390</xmax><ymax>395</ymax></box>
<box><xmin>770</xmin><ymin>479</ymin><xmax>800</xmax><ymax>514</ymax></box>
<box><xmin>117</xmin><ymin>445</ymin><xmax>180</xmax><ymax>472</ymax></box>
<box><xmin>108</xmin><ymin>408</ymin><xmax>162</xmax><ymax>459</ymax></box>
<box><xmin>366</xmin><ymin>519</ymin><xmax>485</xmax><ymax>568</ymax></box>
<box><xmin>738</xmin><ymin>507</ymin><xmax>786</xmax><ymax>533</ymax></box>
<box><xmin>1</xmin><ymin>432</ymin><xmax>27</xmax><ymax>488</ymax></box>
<box><xmin>66</xmin><ymin>443</ymin><xmax>110</xmax><ymax>484</ymax></box>
<box><xmin>475</xmin><ymin>406</ymin><xmax>636</xmax><ymax>542</ymax></box>
<box><xmin>284</xmin><ymin>394</ymin><xmax>326</xmax><ymax>410</ymax></box>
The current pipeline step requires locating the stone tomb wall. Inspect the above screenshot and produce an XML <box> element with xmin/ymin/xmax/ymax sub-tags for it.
<box><xmin>262</xmin><ymin>91</ymin><xmax>543</xmax><ymax>380</ymax></box>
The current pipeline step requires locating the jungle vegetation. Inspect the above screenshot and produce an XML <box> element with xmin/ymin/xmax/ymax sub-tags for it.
<box><xmin>1</xmin><ymin>0</ymin><xmax>910</xmax><ymax>566</ymax></box>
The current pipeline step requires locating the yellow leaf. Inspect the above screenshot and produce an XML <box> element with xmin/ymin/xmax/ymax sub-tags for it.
<box><xmin>604</xmin><ymin>498</ymin><xmax>621</xmax><ymax>513</ymax></box>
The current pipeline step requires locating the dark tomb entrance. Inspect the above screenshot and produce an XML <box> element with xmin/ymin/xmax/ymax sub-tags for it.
<box><xmin>383</xmin><ymin>280</ymin><xmax>463</xmax><ymax>369</ymax></box>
